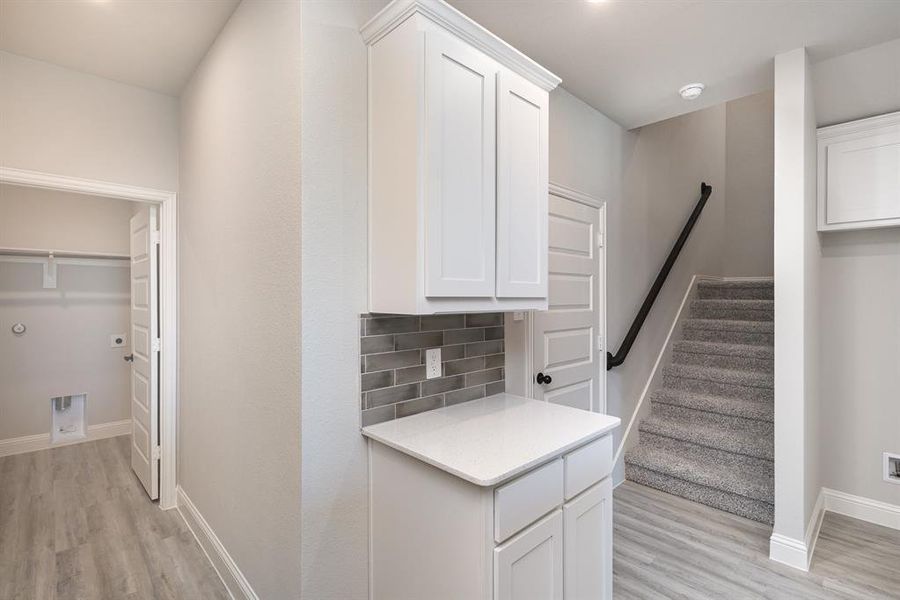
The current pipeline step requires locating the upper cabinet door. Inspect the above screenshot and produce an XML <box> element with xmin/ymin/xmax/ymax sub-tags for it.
<box><xmin>496</xmin><ymin>71</ymin><xmax>548</xmax><ymax>298</ymax></box>
<box><xmin>424</xmin><ymin>31</ymin><xmax>497</xmax><ymax>298</ymax></box>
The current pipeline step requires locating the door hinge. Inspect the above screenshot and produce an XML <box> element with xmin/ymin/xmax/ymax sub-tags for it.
<box><xmin>152</xmin><ymin>446</ymin><xmax>161</xmax><ymax>460</ymax></box>
<box><xmin>151</xmin><ymin>230</ymin><xmax>161</xmax><ymax>245</ymax></box>
<box><xmin>152</xmin><ymin>338</ymin><xmax>161</xmax><ymax>352</ymax></box>
<box><xmin>597</xmin><ymin>334</ymin><xmax>603</xmax><ymax>351</ymax></box>
<box><xmin>596</xmin><ymin>231</ymin><xmax>604</xmax><ymax>248</ymax></box>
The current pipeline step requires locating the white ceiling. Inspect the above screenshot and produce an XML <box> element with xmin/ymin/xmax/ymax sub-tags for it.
<box><xmin>448</xmin><ymin>0</ymin><xmax>900</xmax><ymax>129</ymax></box>
<box><xmin>0</xmin><ymin>0</ymin><xmax>240</xmax><ymax>96</ymax></box>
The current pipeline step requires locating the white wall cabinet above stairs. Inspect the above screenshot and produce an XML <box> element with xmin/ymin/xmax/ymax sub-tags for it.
<box><xmin>362</xmin><ymin>0</ymin><xmax>560</xmax><ymax>314</ymax></box>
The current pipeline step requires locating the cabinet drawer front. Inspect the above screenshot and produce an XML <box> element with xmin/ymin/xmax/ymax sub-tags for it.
<box><xmin>564</xmin><ymin>435</ymin><xmax>612</xmax><ymax>500</ymax></box>
<box><xmin>495</xmin><ymin>459</ymin><xmax>564</xmax><ymax>543</ymax></box>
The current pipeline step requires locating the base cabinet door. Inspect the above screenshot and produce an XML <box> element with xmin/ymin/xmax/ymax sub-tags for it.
<box><xmin>495</xmin><ymin>510</ymin><xmax>563</xmax><ymax>600</ymax></box>
<box><xmin>563</xmin><ymin>479</ymin><xmax>612</xmax><ymax>600</ymax></box>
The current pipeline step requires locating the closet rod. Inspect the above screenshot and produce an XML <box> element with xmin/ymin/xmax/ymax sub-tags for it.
<box><xmin>0</xmin><ymin>246</ymin><xmax>130</xmax><ymax>261</ymax></box>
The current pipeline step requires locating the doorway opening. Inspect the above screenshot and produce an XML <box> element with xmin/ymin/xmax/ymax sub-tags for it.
<box><xmin>0</xmin><ymin>168</ymin><xmax>177</xmax><ymax>509</ymax></box>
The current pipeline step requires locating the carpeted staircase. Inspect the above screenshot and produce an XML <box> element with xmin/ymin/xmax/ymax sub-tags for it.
<box><xmin>625</xmin><ymin>279</ymin><xmax>775</xmax><ymax>524</ymax></box>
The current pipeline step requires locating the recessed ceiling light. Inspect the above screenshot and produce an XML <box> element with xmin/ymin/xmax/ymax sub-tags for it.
<box><xmin>679</xmin><ymin>83</ymin><xmax>705</xmax><ymax>100</ymax></box>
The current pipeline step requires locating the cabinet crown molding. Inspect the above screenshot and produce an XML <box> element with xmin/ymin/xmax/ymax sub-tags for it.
<box><xmin>360</xmin><ymin>0</ymin><xmax>562</xmax><ymax>92</ymax></box>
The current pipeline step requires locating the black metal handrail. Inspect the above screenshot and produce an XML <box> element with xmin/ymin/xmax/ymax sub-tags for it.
<box><xmin>607</xmin><ymin>182</ymin><xmax>713</xmax><ymax>370</ymax></box>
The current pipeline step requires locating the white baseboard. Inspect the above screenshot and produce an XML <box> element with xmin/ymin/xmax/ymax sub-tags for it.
<box><xmin>770</xmin><ymin>489</ymin><xmax>825</xmax><ymax>571</ymax></box>
<box><xmin>770</xmin><ymin>487</ymin><xmax>900</xmax><ymax>572</ymax></box>
<box><xmin>822</xmin><ymin>487</ymin><xmax>900</xmax><ymax>531</ymax></box>
<box><xmin>0</xmin><ymin>419</ymin><xmax>131</xmax><ymax>458</ymax></box>
<box><xmin>176</xmin><ymin>486</ymin><xmax>258</xmax><ymax>600</ymax></box>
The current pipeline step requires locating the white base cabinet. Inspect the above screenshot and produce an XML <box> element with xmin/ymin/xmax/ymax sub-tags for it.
<box><xmin>368</xmin><ymin>435</ymin><xmax>614</xmax><ymax>600</ymax></box>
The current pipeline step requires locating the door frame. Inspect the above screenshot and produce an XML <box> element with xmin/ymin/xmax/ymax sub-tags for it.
<box><xmin>514</xmin><ymin>182</ymin><xmax>607</xmax><ymax>413</ymax></box>
<box><xmin>0</xmin><ymin>166</ymin><xmax>178</xmax><ymax>510</ymax></box>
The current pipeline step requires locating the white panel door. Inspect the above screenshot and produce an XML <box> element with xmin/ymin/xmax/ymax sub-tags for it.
<box><xmin>563</xmin><ymin>479</ymin><xmax>613</xmax><ymax>600</ymax></box>
<box><xmin>130</xmin><ymin>206</ymin><xmax>159</xmax><ymax>500</ymax></box>
<box><xmin>495</xmin><ymin>510</ymin><xmax>563</xmax><ymax>600</ymax></box>
<box><xmin>424</xmin><ymin>30</ymin><xmax>497</xmax><ymax>297</ymax></box>
<box><xmin>496</xmin><ymin>71</ymin><xmax>548</xmax><ymax>298</ymax></box>
<box><xmin>532</xmin><ymin>195</ymin><xmax>603</xmax><ymax>411</ymax></box>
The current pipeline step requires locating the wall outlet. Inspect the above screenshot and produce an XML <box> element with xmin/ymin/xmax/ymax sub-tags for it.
<box><xmin>885</xmin><ymin>452</ymin><xmax>900</xmax><ymax>485</ymax></box>
<box><xmin>425</xmin><ymin>348</ymin><xmax>441</xmax><ymax>379</ymax></box>
<box><xmin>513</xmin><ymin>311</ymin><xmax>525</xmax><ymax>322</ymax></box>
<box><xmin>110</xmin><ymin>334</ymin><xmax>127</xmax><ymax>348</ymax></box>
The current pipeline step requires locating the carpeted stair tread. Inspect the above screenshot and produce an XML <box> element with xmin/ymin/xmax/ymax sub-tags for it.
<box><xmin>673</xmin><ymin>340</ymin><xmax>773</xmax><ymax>360</ymax></box>
<box><xmin>651</xmin><ymin>388</ymin><xmax>773</xmax><ymax>422</ymax></box>
<box><xmin>626</xmin><ymin>276</ymin><xmax>776</xmax><ymax>525</ymax></box>
<box><xmin>625</xmin><ymin>464</ymin><xmax>774</xmax><ymax>524</ymax></box>
<box><xmin>690</xmin><ymin>299</ymin><xmax>774</xmax><ymax>321</ymax></box>
<box><xmin>625</xmin><ymin>433</ymin><xmax>773</xmax><ymax>502</ymax></box>
<box><xmin>663</xmin><ymin>363</ymin><xmax>773</xmax><ymax>389</ymax></box>
<box><xmin>639</xmin><ymin>410</ymin><xmax>774</xmax><ymax>460</ymax></box>
<box><xmin>697</xmin><ymin>280</ymin><xmax>774</xmax><ymax>300</ymax></box>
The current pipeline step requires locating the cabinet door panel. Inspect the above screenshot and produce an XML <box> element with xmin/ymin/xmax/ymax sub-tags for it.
<box><xmin>563</xmin><ymin>479</ymin><xmax>613</xmax><ymax>600</ymax></box>
<box><xmin>496</xmin><ymin>71</ymin><xmax>548</xmax><ymax>298</ymax></box>
<box><xmin>425</xmin><ymin>31</ymin><xmax>497</xmax><ymax>297</ymax></box>
<box><xmin>495</xmin><ymin>510</ymin><xmax>563</xmax><ymax>600</ymax></box>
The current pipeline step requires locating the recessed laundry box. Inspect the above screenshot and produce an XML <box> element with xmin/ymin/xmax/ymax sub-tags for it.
<box><xmin>51</xmin><ymin>394</ymin><xmax>87</xmax><ymax>444</ymax></box>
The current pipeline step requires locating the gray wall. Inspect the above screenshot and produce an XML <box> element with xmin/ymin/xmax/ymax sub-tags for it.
<box><xmin>812</xmin><ymin>40</ymin><xmax>900</xmax><ymax>507</ymax></box>
<box><xmin>724</xmin><ymin>91</ymin><xmax>775</xmax><ymax>277</ymax></box>
<box><xmin>0</xmin><ymin>50</ymin><xmax>178</xmax><ymax>190</ymax></box>
<box><xmin>812</xmin><ymin>37</ymin><xmax>900</xmax><ymax>128</ymax></box>
<box><xmin>0</xmin><ymin>186</ymin><xmax>134</xmax><ymax>440</ymax></box>
<box><xmin>300</xmin><ymin>1</ymin><xmax>385</xmax><ymax>598</ymax></box>
<box><xmin>178</xmin><ymin>1</ymin><xmax>302</xmax><ymax>597</ymax></box>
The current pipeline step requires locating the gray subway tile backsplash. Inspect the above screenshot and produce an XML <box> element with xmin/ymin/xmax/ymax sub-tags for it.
<box><xmin>360</xmin><ymin>313</ymin><xmax>505</xmax><ymax>427</ymax></box>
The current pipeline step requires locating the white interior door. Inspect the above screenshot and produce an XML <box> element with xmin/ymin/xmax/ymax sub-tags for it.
<box><xmin>130</xmin><ymin>206</ymin><xmax>159</xmax><ymax>499</ymax></box>
<box><xmin>532</xmin><ymin>194</ymin><xmax>604</xmax><ymax>412</ymax></box>
<box><xmin>424</xmin><ymin>30</ymin><xmax>496</xmax><ymax>297</ymax></box>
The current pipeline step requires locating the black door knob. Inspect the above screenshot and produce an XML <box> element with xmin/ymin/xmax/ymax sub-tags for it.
<box><xmin>536</xmin><ymin>372</ymin><xmax>552</xmax><ymax>385</ymax></box>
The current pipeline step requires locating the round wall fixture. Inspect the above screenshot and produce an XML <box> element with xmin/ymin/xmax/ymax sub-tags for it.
<box><xmin>679</xmin><ymin>83</ymin><xmax>705</xmax><ymax>100</ymax></box>
<box><xmin>11</xmin><ymin>323</ymin><xmax>26</xmax><ymax>336</ymax></box>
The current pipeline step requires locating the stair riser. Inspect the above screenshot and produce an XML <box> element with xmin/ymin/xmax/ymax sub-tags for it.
<box><xmin>651</xmin><ymin>393</ymin><xmax>774</xmax><ymax>423</ymax></box>
<box><xmin>673</xmin><ymin>351</ymin><xmax>773</xmax><ymax>373</ymax></box>
<box><xmin>697</xmin><ymin>286</ymin><xmax>774</xmax><ymax>301</ymax></box>
<box><xmin>663</xmin><ymin>374</ymin><xmax>773</xmax><ymax>402</ymax></box>
<box><xmin>628</xmin><ymin>431</ymin><xmax>774</xmax><ymax>501</ymax></box>
<box><xmin>690</xmin><ymin>306</ymin><xmax>773</xmax><ymax>321</ymax></box>
<box><xmin>682</xmin><ymin>328</ymin><xmax>773</xmax><ymax>346</ymax></box>
<box><xmin>626</xmin><ymin>465</ymin><xmax>774</xmax><ymax>524</ymax></box>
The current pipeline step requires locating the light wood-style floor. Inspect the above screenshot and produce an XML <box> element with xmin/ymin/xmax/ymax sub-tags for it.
<box><xmin>615</xmin><ymin>481</ymin><xmax>900</xmax><ymax>599</ymax></box>
<box><xmin>0</xmin><ymin>435</ymin><xmax>228</xmax><ymax>600</ymax></box>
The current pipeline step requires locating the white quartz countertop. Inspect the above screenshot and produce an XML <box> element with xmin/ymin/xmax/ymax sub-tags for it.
<box><xmin>362</xmin><ymin>393</ymin><xmax>620</xmax><ymax>487</ymax></box>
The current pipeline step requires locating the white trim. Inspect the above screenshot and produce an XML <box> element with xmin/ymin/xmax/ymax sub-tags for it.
<box><xmin>769</xmin><ymin>533</ymin><xmax>812</xmax><ymax>572</ymax></box>
<box><xmin>822</xmin><ymin>488</ymin><xmax>900</xmax><ymax>531</ymax></box>
<box><xmin>816</xmin><ymin>109</ymin><xmax>900</xmax><ymax>140</ymax></box>
<box><xmin>0</xmin><ymin>167</ymin><xmax>178</xmax><ymax>511</ymax></box>
<box><xmin>360</xmin><ymin>0</ymin><xmax>561</xmax><ymax>91</ymax></box>
<box><xmin>0</xmin><ymin>419</ymin><xmax>131</xmax><ymax>458</ymax></box>
<box><xmin>549</xmin><ymin>182</ymin><xmax>603</xmax><ymax>209</ymax></box>
<box><xmin>769</xmin><ymin>488</ymin><xmax>824</xmax><ymax>572</ymax></box>
<box><xmin>0</xmin><ymin>166</ymin><xmax>175</xmax><ymax>203</ymax></box>
<box><xmin>177</xmin><ymin>487</ymin><xmax>258</xmax><ymax>600</ymax></box>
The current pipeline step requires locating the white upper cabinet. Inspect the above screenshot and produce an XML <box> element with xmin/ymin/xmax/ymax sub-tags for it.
<box><xmin>424</xmin><ymin>31</ymin><xmax>497</xmax><ymax>298</ymax></box>
<box><xmin>818</xmin><ymin>111</ymin><xmax>900</xmax><ymax>232</ymax></box>
<box><xmin>496</xmin><ymin>72</ymin><xmax>549</xmax><ymax>298</ymax></box>
<box><xmin>363</xmin><ymin>0</ymin><xmax>559</xmax><ymax>314</ymax></box>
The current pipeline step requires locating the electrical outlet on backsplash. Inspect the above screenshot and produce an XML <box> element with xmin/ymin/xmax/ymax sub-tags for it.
<box><xmin>359</xmin><ymin>313</ymin><xmax>506</xmax><ymax>427</ymax></box>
